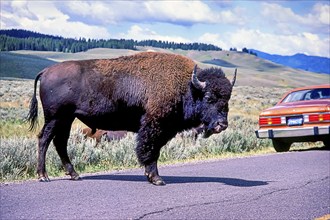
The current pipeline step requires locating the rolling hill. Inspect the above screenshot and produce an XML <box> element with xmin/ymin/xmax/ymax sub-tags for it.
<box><xmin>0</xmin><ymin>48</ymin><xmax>329</xmax><ymax>88</ymax></box>
<box><xmin>0</xmin><ymin>52</ymin><xmax>56</xmax><ymax>79</ymax></box>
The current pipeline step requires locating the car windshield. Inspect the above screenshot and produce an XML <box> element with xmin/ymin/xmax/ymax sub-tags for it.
<box><xmin>282</xmin><ymin>88</ymin><xmax>330</xmax><ymax>103</ymax></box>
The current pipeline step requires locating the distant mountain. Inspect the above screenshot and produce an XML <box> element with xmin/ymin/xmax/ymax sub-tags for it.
<box><xmin>250</xmin><ymin>49</ymin><xmax>330</xmax><ymax>74</ymax></box>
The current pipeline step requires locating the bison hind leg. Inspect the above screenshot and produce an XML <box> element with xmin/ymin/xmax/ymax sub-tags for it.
<box><xmin>37</xmin><ymin>120</ymin><xmax>57</xmax><ymax>182</ymax></box>
<box><xmin>53</xmin><ymin>118</ymin><xmax>80</xmax><ymax>180</ymax></box>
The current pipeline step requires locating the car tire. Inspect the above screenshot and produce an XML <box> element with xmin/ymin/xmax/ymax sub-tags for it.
<box><xmin>272</xmin><ymin>139</ymin><xmax>291</xmax><ymax>152</ymax></box>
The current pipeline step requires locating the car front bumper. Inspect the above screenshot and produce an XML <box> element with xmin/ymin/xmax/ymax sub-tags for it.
<box><xmin>255</xmin><ymin>126</ymin><xmax>330</xmax><ymax>139</ymax></box>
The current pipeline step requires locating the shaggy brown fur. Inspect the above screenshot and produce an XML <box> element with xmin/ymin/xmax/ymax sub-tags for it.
<box><xmin>92</xmin><ymin>52</ymin><xmax>195</xmax><ymax>117</ymax></box>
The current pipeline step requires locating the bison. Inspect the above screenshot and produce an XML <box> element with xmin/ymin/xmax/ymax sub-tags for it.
<box><xmin>27</xmin><ymin>52</ymin><xmax>236</xmax><ymax>185</ymax></box>
<box><xmin>82</xmin><ymin>127</ymin><xmax>127</xmax><ymax>143</ymax></box>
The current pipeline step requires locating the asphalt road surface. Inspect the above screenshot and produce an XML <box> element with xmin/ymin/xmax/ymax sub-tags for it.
<box><xmin>1</xmin><ymin>149</ymin><xmax>329</xmax><ymax>220</ymax></box>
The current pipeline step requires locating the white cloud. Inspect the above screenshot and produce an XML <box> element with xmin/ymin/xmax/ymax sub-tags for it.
<box><xmin>0</xmin><ymin>1</ymin><xmax>111</xmax><ymax>39</ymax></box>
<box><xmin>262</xmin><ymin>3</ymin><xmax>305</xmax><ymax>24</ymax></box>
<box><xmin>219</xmin><ymin>6</ymin><xmax>247</xmax><ymax>26</ymax></box>
<box><xmin>61</xmin><ymin>1</ymin><xmax>245</xmax><ymax>26</ymax></box>
<box><xmin>144</xmin><ymin>1</ymin><xmax>214</xmax><ymax>24</ymax></box>
<box><xmin>10</xmin><ymin>0</ymin><xmax>37</xmax><ymax>19</ymax></box>
<box><xmin>198</xmin><ymin>33</ymin><xmax>227</xmax><ymax>49</ymax></box>
<box><xmin>226</xmin><ymin>29</ymin><xmax>330</xmax><ymax>57</ymax></box>
<box><xmin>261</xmin><ymin>2</ymin><xmax>330</xmax><ymax>35</ymax></box>
<box><xmin>310</xmin><ymin>3</ymin><xmax>330</xmax><ymax>25</ymax></box>
<box><xmin>119</xmin><ymin>25</ymin><xmax>190</xmax><ymax>43</ymax></box>
<box><xmin>62</xmin><ymin>1</ymin><xmax>120</xmax><ymax>25</ymax></box>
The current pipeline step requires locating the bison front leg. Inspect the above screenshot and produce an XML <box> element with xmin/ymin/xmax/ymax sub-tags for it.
<box><xmin>136</xmin><ymin>138</ymin><xmax>165</xmax><ymax>185</ymax></box>
<box><xmin>136</xmin><ymin>118</ymin><xmax>176</xmax><ymax>186</ymax></box>
<box><xmin>145</xmin><ymin>161</ymin><xmax>163</xmax><ymax>185</ymax></box>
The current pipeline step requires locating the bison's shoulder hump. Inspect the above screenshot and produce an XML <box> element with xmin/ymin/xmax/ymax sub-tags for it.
<box><xmin>119</xmin><ymin>52</ymin><xmax>194</xmax><ymax>66</ymax></box>
<box><xmin>94</xmin><ymin>52</ymin><xmax>195</xmax><ymax>78</ymax></box>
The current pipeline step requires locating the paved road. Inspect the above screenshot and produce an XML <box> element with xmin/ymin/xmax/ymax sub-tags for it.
<box><xmin>1</xmin><ymin>150</ymin><xmax>329</xmax><ymax>219</ymax></box>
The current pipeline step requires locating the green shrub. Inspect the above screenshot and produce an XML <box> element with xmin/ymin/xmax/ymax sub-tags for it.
<box><xmin>0</xmin><ymin>137</ymin><xmax>37</xmax><ymax>180</ymax></box>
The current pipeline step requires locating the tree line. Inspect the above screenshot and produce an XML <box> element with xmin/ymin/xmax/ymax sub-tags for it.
<box><xmin>0</xmin><ymin>29</ymin><xmax>222</xmax><ymax>53</ymax></box>
<box><xmin>230</xmin><ymin>47</ymin><xmax>257</xmax><ymax>56</ymax></box>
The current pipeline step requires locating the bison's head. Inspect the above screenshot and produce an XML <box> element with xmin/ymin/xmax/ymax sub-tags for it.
<box><xmin>191</xmin><ymin>65</ymin><xmax>236</xmax><ymax>138</ymax></box>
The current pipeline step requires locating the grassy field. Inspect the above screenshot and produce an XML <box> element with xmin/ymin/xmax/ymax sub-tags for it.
<box><xmin>0</xmin><ymin>52</ymin><xmax>56</xmax><ymax>79</ymax></box>
<box><xmin>0</xmin><ymin>48</ymin><xmax>326</xmax><ymax>182</ymax></box>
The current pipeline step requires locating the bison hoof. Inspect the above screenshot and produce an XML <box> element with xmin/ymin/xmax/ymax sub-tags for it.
<box><xmin>145</xmin><ymin>172</ymin><xmax>166</xmax><ymax>186</ymax></box>
<box><xmin>70</xmin><ymin>174</ymin><xmax>81</xmax><ymax>181</ymax></box>
<box><xmin>146</xmin><ymin>175</ymin><xmax>166</xmax><ymax>186</ymax></box>
<box><xmin>153</xmin><ymin>178</ymin><xmax>166</xmax><ymax>186</ymax></box>
<box><xmin>39</xmin><ymin>176</ymin><xmax>50</xmax><ymax>182</ymax></box>
<box><xmin>65</xmin><ymin>171</ymin><xmax>81</xmax><ymax>181</ymax></box>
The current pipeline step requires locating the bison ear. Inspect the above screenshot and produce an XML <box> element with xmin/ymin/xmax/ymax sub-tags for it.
<box><xmin>191</xmin><ymin>65</ymin><xmax>206</xmax><ymax>90</ymax></box>
<box><xmin>231</xmin><ymin>68</ymin><xmax>237</xmax><ymax>87</ymax></box>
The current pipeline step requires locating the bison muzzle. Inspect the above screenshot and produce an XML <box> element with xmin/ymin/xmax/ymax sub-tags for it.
<box><xmin>27</xmin><ymin>52</ymin><xmax>237</xmax><ymax>185</ymax></box>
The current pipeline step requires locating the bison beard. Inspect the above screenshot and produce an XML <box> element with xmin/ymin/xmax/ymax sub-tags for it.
<box><xmin>27</xmin><ymin>52</ymin><xmax>236</xmax><ymax>186</ymax></box>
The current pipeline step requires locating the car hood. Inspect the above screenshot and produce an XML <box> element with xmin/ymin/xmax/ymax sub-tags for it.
<box><xmin>260</xmin><ymin>99</ymin><xmax>330</xmax><ymax>116</ymax></box>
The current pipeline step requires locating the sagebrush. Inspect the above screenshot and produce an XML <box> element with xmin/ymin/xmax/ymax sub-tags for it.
<box><xmin>0</xmin><ymin>79</ymin><xmax>303</xmax><ymax>181</ymax></box>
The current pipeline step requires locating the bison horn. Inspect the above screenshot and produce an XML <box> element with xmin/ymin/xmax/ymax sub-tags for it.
<box><xmin>231</xmin><ymin>68</ymin><xmax>237</xmax><ymax>87</ymax></box>
<box><xmin>191</xmin><ymin>65</ymin><xmax>206</xmax><ymax>90</ymax></box>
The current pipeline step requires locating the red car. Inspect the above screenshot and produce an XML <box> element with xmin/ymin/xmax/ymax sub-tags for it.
<box><xmin>256</xmin><ymin>84</ymin><xmax>330</xmax><ymax>152</ymax></box>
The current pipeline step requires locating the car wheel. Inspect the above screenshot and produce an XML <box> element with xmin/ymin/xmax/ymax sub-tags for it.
<box><xmin>272</xmin><ymin>139</ymin><xmax>291</xmax><ymax>152</ymax></box>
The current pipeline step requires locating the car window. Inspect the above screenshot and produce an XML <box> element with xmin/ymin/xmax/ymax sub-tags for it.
<box><xmin>320</xmin><ymin>88</ymin><xmax>330</xmax><ymax>98</ymax></box>
<box><xmin>282</xmin><ymin>88</ymin><xmax>330</xmax><ymax>103</ymax></box>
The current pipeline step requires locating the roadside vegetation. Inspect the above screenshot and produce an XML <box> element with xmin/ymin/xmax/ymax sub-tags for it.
<box><xmin>1</xmin><ymin>79</ymin><xmax>323</xmax><ymax>182</ymax></box>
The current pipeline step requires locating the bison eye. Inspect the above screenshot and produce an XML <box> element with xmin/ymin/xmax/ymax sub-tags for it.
<box><xmin>204</xmin><ymin>92</ymin><xmax>213</xmax><ymax>103</ymax></box>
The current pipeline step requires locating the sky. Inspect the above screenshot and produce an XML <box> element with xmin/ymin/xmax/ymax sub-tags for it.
<box><xmin>1</xmin><ymin>0</ymin><xmax>329</xmax><ymax>57</ymax></box>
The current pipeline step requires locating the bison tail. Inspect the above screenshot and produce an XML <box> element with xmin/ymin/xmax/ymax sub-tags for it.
<box><xmin>27</xmin><ymin>71</ymin><xmax>43</xmax><ymax>131</ymax></box>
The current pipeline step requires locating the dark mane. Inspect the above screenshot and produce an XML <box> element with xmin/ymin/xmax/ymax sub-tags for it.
<box><xmin>198</xmin><ymin>67</ymin><xmax>232</xmax><ymax>97</ymax></box>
